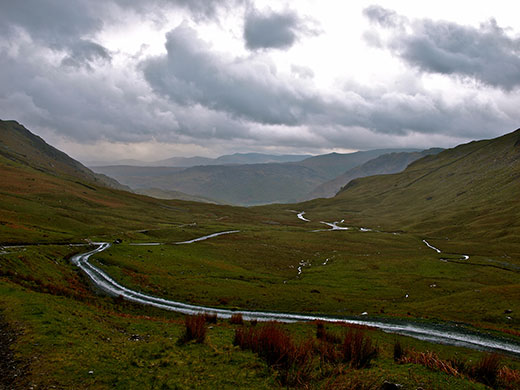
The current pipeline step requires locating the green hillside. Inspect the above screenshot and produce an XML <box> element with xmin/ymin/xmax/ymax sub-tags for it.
<box><xmin>0</xmin><ymin>120</ymin><xmax>128</xmax><ymax>191</ymax></box>
<box><xmin>306</xmin><ymin>148</ymin><xmax>443</xmax><ymax>199</ymax></box>
<box><xmin>1</xmin><ymin>122</ymin><xmax>520</xmax><ymax>389</ymax></box>
<box><xmin>300</xmin><ymin>129</ymin><xmax>520</xmax><ymax>243</ymax></box>
<box><xmin>134</xmin><ymin>187</ymin><xmax>219</xmax><ymax>203</ymax></box>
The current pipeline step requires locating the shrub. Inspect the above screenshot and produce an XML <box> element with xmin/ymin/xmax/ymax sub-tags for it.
<box><xmin>468</xmin><ymin>353</ymin><xmax>501</xmax><ymax>386</ymax></box>
<box><xmin>230</xmin><ymin>313</ymin><xmax>244</xmax><ymax>325</ymax></box>
<box><xmin>180</xmin><ymin>314</ymin><xmax>206</xmax><ymax>344</ymax></box>
<box><xmin>341</xmin><ymin>330</ymin><xmax>378</xmax><ymax>369</ymax></box>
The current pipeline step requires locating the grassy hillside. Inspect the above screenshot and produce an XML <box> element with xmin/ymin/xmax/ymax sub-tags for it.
<box><xmin>1</xmin><ymin>122</ymin><xmax>520</xmax><ymax>388</ymax></box>
<box><xmin>134</xmin><ymin>187</ymin><xmax>219</xmax><ymax>203</ymax></box>
<box><xmin>299</xmin><ymin>129</ymin><xmax>520</xmax><ymax>243</ymax></box>
<box><xmin>307</xmin><ymin>148</ymin><xmax>443</xmax><ymax>199</ymax></box>
<box><xmin>0</xmin><ymin>120</ymin><xmax>128</xmax><ymax>191</ymax></box>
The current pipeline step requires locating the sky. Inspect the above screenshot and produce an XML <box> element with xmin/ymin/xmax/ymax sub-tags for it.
<box><xmin>1</xmin><ymin>0</ymin><xmax>519</xmax><ymax>163</ymax></box>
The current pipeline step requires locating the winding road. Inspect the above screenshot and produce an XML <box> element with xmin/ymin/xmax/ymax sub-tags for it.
<box><xmin>71</xmin><ymin>232</ymin><xmax>520</xmax><ymax>357</ymax></box>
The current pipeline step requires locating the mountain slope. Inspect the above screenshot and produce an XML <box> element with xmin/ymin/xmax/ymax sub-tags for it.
<box><xmin>0</xmin><ymin>120</ymin><xmax>127</xmax><ymax>190</ymax></box>
<box><xmin>307</xmin><ymin>148</ymin><xmax>443</xmax><ymax>199</ymax></box>
<box><xmin>0</xmin><ymin>120</ymin><xmax>254</xmax><ymax>243</ymax></box>
<box><xmin>303</xmin><ymin>128</ymin><xmax>520</xmax><ymax>241</ymax></box>
<box><xmin>134</xmin><ymin>188</ymin><xmax>219</xmax><ymax>204</ymax></box>
<box><xmin>93</xmin><ymin>163</ymin><xmax>329</xmax><ymax>205</ymax></box>
<box><xmin>93</xmin><ymin>149</ymin><xmax>417</xmax><ymax>205</ymax></box>
<box><xmin>292</xmin><ymin>149</ymin><xmax>420</xmax><ymax>179</ymax></box>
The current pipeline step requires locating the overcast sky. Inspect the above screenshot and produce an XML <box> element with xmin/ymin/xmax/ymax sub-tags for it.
<box><xmin>1</xmin><ymin>0</ymin><xmax>519</xmax><ymax>163</ymax></box>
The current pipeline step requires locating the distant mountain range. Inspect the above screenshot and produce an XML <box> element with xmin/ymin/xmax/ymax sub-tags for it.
<box><xmin>87</xmin><ymin>152</ymin><xmax>312</xmax><ymax>168</ymax></box>
<box><xmin>306</xmin><ymin>148</ymin><xmax>443</xmax><ymax>200</ymax></box>
<box><xmin>2</xmin><ymin>118</ymin><xmax>520</xmax><ymax>243</ymax></box>
<box><xmin>92</xmin><ymin>148</ymin><xmax>419</xmax><ymax>205</ymax></box>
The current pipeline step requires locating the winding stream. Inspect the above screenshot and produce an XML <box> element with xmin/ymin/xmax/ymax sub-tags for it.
<box><xmin>71</xmin><ymin>238</ymin><xmax>520</xmax><ymax>357</ymax></box>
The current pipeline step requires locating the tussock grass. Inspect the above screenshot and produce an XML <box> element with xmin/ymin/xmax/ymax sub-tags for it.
<box><xmin>179</xmin><ymin>314</ymin><xmax>206</xmax><ymax>344</ymax></box>
<box><xmin>233</xmin><ymin>322</ymin><xmax>314</xmax><ymax>386</ymax></box>
<box><xmin>498</xmin><ymin>366</ymin><xmax>520</xmax><ymax>390</ymax></box>
<box><xmin>400</xmin><ymin>350</ymin><xmax>461</xmax><ymax>377</ymax></box>
<box><xmin>468</xmin><ymin>353</ymin><xmax>501</xmax><ymax>386</ymax></box>
<box><xmin>341</xmin><ymin>330</ymin><xmax>379</xmax><ymax>369</ymax></box>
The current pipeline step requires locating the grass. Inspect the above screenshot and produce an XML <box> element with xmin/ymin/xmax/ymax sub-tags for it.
<box><xmin>1</xmin><ymin>123</ymin><xmax>520</xmax><ymax>387</ymax></box>
<box><xmin>179</xmin><ymin>314</ymin><xmax>207</xmax><ymax>344</ymax></box>
<box><xmin>2</xmin><ymin>264</ymin><xmax>518</xmax><ymax>388</ymax></box>
<box><xmin>90</xmin><ymin>228</ymin><xmax>520</xmax><ymax>329</ymax></box>
<box><xmin>342</xmin><ymin>329</ymin><xmax>379</xmax><ymax>369</ymax></box>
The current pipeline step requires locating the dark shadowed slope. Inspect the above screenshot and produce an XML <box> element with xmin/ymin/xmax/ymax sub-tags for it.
<box><xmin>0</xmin><ymin>120</ymin><xmax>128</xmax><ymax>191</ymax></box>
<box><xmin>307</xmin><ymin>148</ymin><xmax>443</xmax><ymax>199</ymax></box>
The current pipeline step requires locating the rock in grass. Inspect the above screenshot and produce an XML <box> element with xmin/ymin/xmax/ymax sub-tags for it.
<box><xmin>381</xmin><ymin>381</ymin><xmax>402</xmax><ymax>390</ymax></box>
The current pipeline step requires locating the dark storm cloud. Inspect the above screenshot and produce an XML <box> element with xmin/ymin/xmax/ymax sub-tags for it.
<box><xmin>364</xmin><ymin>6</ymin><xmax>520</xmax><ymax>90</ymax></box>
<box><xmin>142</xmin><ymin>24</ymin><xmax>327</xmax><ymax>125</ymax></box>
<box><xmin>0</xmin><ymin>0</ymin><xmax>242</xmax><ymax>47</ymax></box>
<box><xmin>244</xmin><ymin>8</ymin><xmax>318</xmax><ymax>50</ymax></box>
<box><xmin>0</xmin><ymin>0</ymin><xmax>518</xmax><ymax>157</ymax></box>
<box><xmin>142</xmin><ymin>25</ymin><xmax>514</xmax><ymax>140</ymax></box>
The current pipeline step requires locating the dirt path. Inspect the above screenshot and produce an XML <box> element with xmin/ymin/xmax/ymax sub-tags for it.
<box><xmin>0</xmin><ymin>312</ymin><xmax>26</xmax><ymax>390</ymax></box>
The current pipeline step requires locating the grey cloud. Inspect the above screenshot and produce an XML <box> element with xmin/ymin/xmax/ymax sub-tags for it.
<box><xmin>142</xmin><ymin>24</ymin><xmax>326</xmax><ymax>125</ymax></box>
<box><xmin>291</xmin><ymin>64</ymin><xmax>314</xmax><ymax>79</ymax></box>
<box><xmin>363</xmin><ymin>5</ymin><xmax>407</xmax><ymax>29</ymax></box>
<box><xmin>112</xmin><ymin>0</ymin><xmax>246</xmax><ymax>20</ymax></box>
<box><xmin>244</xmin><ymin>8</ymin><xmax>318</xmax><ymax>50</ymax></box>
<box><xmin>0</xmin><ymin>0</ymin><xmax>244</xmax><ymax>49</ymax></box>
<box><xmin>0</xmin><ymin>1</ymin><xmax>518</xmax><ymax>159</ymax></box>
<box><xmin>364</xmin><ymin>7</ymin><xmax>520</xmax><ymax>90</ymax></box>
<box><xmin>0</xmin><ymin>0</ymin><xmax>102</xmax><ymax>47</ymax></box>
<box><xmin>141</xmin><ymin>25</ymin><xmax>515</xmax><ymax>141</ymax></box>
<box><xmin>62</xmin><ymin>40</ymin><xmax>112</xmax><ymax>69</ymax></box>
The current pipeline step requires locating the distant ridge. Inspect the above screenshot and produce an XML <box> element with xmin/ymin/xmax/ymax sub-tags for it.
<box><xmin>92</xmin><ymin>149</ymin><xmax>419</xmax><ymax>205</ymax></box>
<box><xmin>306</xmin><ymin>148</ymin><xmax>443</xmax><ymax>199</ymax></box>
<box><xmin>88</xmin><ymin>152</ymin><xmax>312</xmax><ymax>168</ymax></box>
